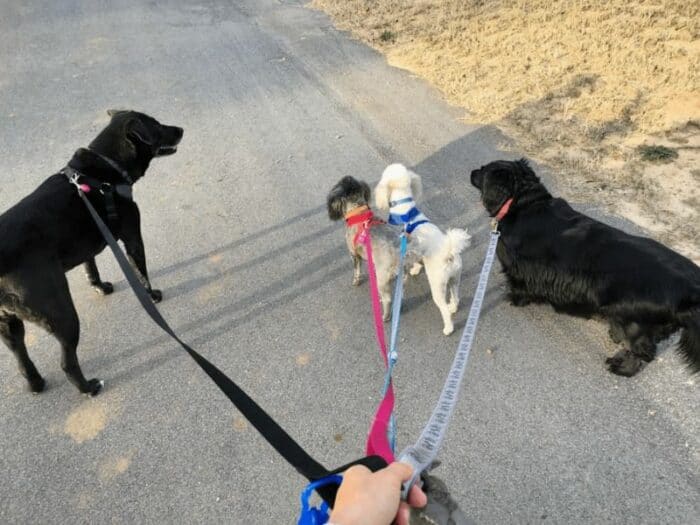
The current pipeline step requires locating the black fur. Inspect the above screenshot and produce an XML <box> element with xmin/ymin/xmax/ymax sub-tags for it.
<box><xmin>0</xmin><ymin>110</ymin><xmax>183</xmax><ymax>395</ymax></box>
<box><xmin>326</xmin><ymin>176</ymin><xmax>371</xmax><ymax>221</ymax></box>
<box><xmin>470</xmin><ymin>159</ymin><xmax>700</xmax><ymax>377</ymax></box>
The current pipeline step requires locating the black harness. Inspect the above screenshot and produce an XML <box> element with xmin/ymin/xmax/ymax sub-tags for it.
<box><xmin>61</xmin><ymin>149</ymin><xmax>134</xmax><ymax>229</ymax></box>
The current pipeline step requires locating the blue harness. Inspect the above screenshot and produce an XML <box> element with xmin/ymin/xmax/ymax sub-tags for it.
<box><xmin>388</xmin><ymin>197</ymin><xmax>430</xmax><ymax>234</ymax></box>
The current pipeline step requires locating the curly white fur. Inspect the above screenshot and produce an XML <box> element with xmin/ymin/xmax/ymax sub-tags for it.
<box><xmin>375</xmin><ymin>163</ymin><xmax>471</xmax><ymax>335</ymax></box>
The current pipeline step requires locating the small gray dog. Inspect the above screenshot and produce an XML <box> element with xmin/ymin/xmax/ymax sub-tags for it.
<box><xmin>327</xmin><ymin>176</ymin><xmax>414</xmax><ymax>320</ymax></box>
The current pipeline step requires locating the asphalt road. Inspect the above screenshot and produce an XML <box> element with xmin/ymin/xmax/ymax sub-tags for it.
<box><xmin>0</xmin><ymin>1</ymin><xmax>698</xmax><ymax>523</ymax></box>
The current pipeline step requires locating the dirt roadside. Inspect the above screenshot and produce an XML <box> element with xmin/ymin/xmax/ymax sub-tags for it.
<box><xmin>310</xmin><ymin>0</ymin><xmax>699</xmax><ymax>261</ymax></box>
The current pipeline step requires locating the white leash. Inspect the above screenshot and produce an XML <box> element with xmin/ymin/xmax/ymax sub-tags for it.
<box><xmin>399</xmin><ymin>224</ymin><xmax>501</xmax><ymax>498</ymax></box>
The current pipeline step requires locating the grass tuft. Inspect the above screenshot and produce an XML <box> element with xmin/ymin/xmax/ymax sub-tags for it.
<box><xmin>637</xmin><ymin>144</ymin><xmax>678</xmax><ymax>163</ymax></box>
<box><xmin>379</xmin><ymin>30</ymin><xmax>395</xmax><ymax>42</ymax></box>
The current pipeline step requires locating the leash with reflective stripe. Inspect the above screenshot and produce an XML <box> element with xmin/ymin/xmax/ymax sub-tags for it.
<box><xmin>65</xmin><ymin>171</ymin><xmax>386</xmax><ymax>506</ymax></box>
<box><xmin>399</xmin><ymin>222</ymin><xmax>501</xmax><ymax>498</ymax></box>
<box><xmin>378</xmin><ymin>230</ymin><xmax>408</xmax><ymax>454</ymax></box>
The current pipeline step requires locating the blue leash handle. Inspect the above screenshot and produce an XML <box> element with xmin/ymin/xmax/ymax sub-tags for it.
<box><xmin>381</xmin><ymin>231</ymin><xmax>408</xmax><ymax>453</ymax></box>
<box><xmin>298</xmin><ymin>474</ymin><xmax>344</xmax><ymax>525</ymax></box>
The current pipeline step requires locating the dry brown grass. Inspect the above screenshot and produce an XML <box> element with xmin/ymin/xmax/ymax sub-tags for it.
<box><xmin>311</xmin><ymin>0</ymin><xmax>700</xmax><ymax>260</ymax></box>
<box><xmin>311</xmin><ymin>0</ymin><xmax>698</xmax><ymax>132</ymax></box>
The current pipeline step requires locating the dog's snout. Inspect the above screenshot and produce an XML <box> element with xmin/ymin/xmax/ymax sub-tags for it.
<box><xmin>162</xmin><ymin>125</ymin><xmax>184</xmax><ymax>146</ymax></box>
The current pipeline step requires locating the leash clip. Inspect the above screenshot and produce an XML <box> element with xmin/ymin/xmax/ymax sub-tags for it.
<box><xmin>63</xmin><ymin>169</ymin><xmax>91</xmax><ymax>194</ymax></box>
<box><xmin>356</xmin><ymin>222</ymin><xmax>370</xmax><ymax>244</ymax></box>
<box><xmin>297</xmin><ymin>474</ymin><xmax>343</xmax><ymax>525</ymax></box>
<box><xmin>64</xmin><ymin>169</ymin><xmax>80</xmax><ymax>187</ymax></box>
<box><xmin>398</xmin><ymin>448</ymin><xmax>424</xmax><ymax>501</ymax></box>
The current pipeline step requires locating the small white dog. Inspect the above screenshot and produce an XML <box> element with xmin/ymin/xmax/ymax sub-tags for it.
<box><xmin>375</xmin><ymin>164</ymin><xmax>471</xmax><ymax>335</ymax></box>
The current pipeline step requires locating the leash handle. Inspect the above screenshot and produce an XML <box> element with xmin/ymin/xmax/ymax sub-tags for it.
<box><xmin>298</xmin><ymin>475</ymin><xmax>343</xmax><ymax>525</ymax></box>
<box><xmin>399</xmin><ymin>229</ymin><xmax>501</xmax><ymax>499</ymax></box>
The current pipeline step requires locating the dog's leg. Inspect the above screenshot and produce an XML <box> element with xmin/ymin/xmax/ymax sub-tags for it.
<box><xmin>651</xmin><ymin>323</ymin><xmax>677</xmax><ymax>343</ymax></box>
<box><xmin>0</xmin><ymin>313</ymin><xmax>45</xmax><ymax>393</ymax></box>
<box><xmin>425</xmin><ymin>260</ymin><xmax>454</xmax><ymax>335</ymax></box>
<box><xmin>122</xmin><ymin>221</ymin><xmax>162</xmax><ymax>303</ymax></box>
<box><xmin>29</xmin><ymin>270</ymin><xmax>103</xmax><ymax>395</ymax></box>
<box><xmin>378</xmin><ymin>272</ymin><xmax>393</xmax><ymax>322</ymax></box>
<box><xmin>52</xmin><ymin>307</ymin><xmax>102</xmax><ymax>396</ymax></box>
<box><xmin>606</xmin><ymin>322</ymin><xmax>657</xmax><ymax>377</ymax></box>
<box><xmin>505</xmin><ymin>275</ymin><xmax>532</xmax><ymax>306</ymax></box>
<box><xmin>83</xmin><ymin>258</ymin><xmax>114</xmax><ymax>295</ymax></box>
<box><xmin>448</xmin><ymin>273</ymin><xmax>461</xmax><ymax>314</ymax></box>
<box><xmin>608</xmin><ymin>320</ymin><xmax>625</xmax><ymax>344</ymax></box>
<box><xmin>352</xmin><ymin>254</ymin><xmax>362</xmax><ymax>286</ymax></box>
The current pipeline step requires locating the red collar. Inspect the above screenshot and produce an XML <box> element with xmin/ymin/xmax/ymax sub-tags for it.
<box><xmin>345</xmin><ymin>206</ymin><xmax>385</xmax><ymax>247</ymax></box>
<box><xmin>495</xmin><ymin>198</ymin><xmax>514</xmax><ymax>221</ymax></box>
<box><xmin>345</xmin><ymin>206</ymin><xmax>374</xmax><ymax>226</ymax></box>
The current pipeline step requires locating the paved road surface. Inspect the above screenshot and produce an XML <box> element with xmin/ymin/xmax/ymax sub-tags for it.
<box><xmin>0</xmin><ymin>1</ymin><xmax>697</xmax><ymax>523</ymax></box>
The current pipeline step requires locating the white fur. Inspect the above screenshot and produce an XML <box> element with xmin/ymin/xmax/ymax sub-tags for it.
<box><xmin>375</xmin><ymin>163</ymin><xmax>471</xmax><ymax>335</ymax></box>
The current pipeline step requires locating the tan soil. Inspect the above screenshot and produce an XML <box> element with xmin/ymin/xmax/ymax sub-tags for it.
<box><xmin>310</xmin><ymin>0</ymin><xmax>699</xmax><ymax>261</ymax></box>
<box><xmin>64</xmin><ymin>403</ymin><xmax>107</xmax><ymax>443</ymax></box>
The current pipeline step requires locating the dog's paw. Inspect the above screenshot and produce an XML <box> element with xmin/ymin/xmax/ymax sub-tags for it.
<box><xmin>83</xmin><ymin>378</ymin><xmax>104</xmax><ymax>396</ymax></box>
<box><xmin>28</xmin><ymin>376</ymin><xmax>46</xmax><ymax>394</ymax></box>
<box><xmin>606</xmin><ymin>350</ymin><xmax>644</xmax><ymax>377</ymax></box>
<box><xmin>448</xmin><ymin>301</ymin><xmax>459</xmax><ymax>314</ymax></box>
<box><xmin>352</xmin><ymin>277</ymin><xmax>362</xmax><ymax>287</ymax></box>
<box><xmin>93</xmin><ymin>281</ymin><xmax>114</xmax><ymax>295</ymax></box>
<box><xmin>149</xmin><ymin>289</ymin><xmax>163</xmax><ymax>303</ymax></box>
<box><xmin>443</xmin><ymin>324</ymin><xmax>454</xmax><ymax>336</ymax></box>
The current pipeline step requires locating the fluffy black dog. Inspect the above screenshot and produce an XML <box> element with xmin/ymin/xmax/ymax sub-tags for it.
<box><xmin>470</xmin><ymin>159</ymin><xmax>700</xmax><ymax>377</ymax></box>
<box><xmin>0</xmin><ymin>110</ymin><xmax>182</xmax><ymax>395</ymax></box>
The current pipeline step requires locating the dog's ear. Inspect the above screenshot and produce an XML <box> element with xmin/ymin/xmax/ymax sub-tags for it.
<box><xmin>360</xmin><ymin>180</ymin><xmax>372</xmax><ymax>204</ymax></box>
<box><xmin>327</xmin><ymin>188</ymin><xmax>345</xmax><ymax>221</ymax></box>
<box><xmin>374</xmin><ymin>179</ymin><xmax>390</xmax><ymax>210</ymax></box>
<box><xmin>127</xmin><ymin>118</ymin><xmax>156</xmax><ymax>147</ymax></box>
<box><xmin>511</xmin><ymin>158</ymin><xmax>542</xmax><ymax>197</ymax></box>
<box><xmin>516</xmin><ymin>158</ymin><xmax>539</xmax><ymax>182</ymax></box>
<box><xmin>409</xmin><ymin>171</ymin><xmax>423</xmax><ymax>200</ymax></box>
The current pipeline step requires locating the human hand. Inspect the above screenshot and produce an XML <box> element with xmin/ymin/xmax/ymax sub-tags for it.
<box><xmin>328</xmin><ymin>462</ymin><xmax>428</xmax><ymax>525</ymax></box>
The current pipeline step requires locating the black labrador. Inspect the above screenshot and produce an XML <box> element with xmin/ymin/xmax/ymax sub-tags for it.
<box><xmin>0</xmin><ymin>110</ymin><xmax>183</xmax><ymax>395</ymax></box>
<box><xmin>470</xmin><ymin>159</ymin><xmax>700</xmax><ymax>377</ymax></box>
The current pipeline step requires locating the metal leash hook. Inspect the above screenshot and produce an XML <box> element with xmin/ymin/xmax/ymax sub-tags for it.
<box><xmin>297</xmin><ymin>475</ymin><xmax>343</xmax><ymax>525</ymax></box>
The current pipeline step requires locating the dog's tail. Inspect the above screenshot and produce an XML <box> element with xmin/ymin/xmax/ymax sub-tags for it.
<box><xmin>678</xmin><ymin>309</ymin><xmax>700</xmax><ymax>374</ymax></box>
<box><xmin>442</xmin><ymin>228</ymin><xmax>471</xmax><ymax>260</ymax></box>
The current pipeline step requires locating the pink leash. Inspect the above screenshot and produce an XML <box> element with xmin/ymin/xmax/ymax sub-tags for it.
<box><xmin>348</xmin><ymin>210</ymin><xmax>396</xmax><ymax>464</ymax></box>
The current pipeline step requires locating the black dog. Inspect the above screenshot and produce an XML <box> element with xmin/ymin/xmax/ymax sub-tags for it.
<box><xmin>0</xmin><ymin>110</ymin><xmax>183</xmax><ymax>395</ymax></box>
<box><xmin>470</xmin><ymin>159</ymin><xmax>700</xmax><ymax>377</ymax></box>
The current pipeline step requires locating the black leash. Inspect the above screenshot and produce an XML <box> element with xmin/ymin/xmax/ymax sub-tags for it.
<box><xmin>64</xmin><ymin>170</ymin><xmax>386</xmax><ymax>504</ymax></box>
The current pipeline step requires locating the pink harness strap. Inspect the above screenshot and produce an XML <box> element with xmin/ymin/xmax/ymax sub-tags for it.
<box><xmin>348</xmin><ymin>212</ymin><xmax>395</xmax><ymax>463</ymax></box>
